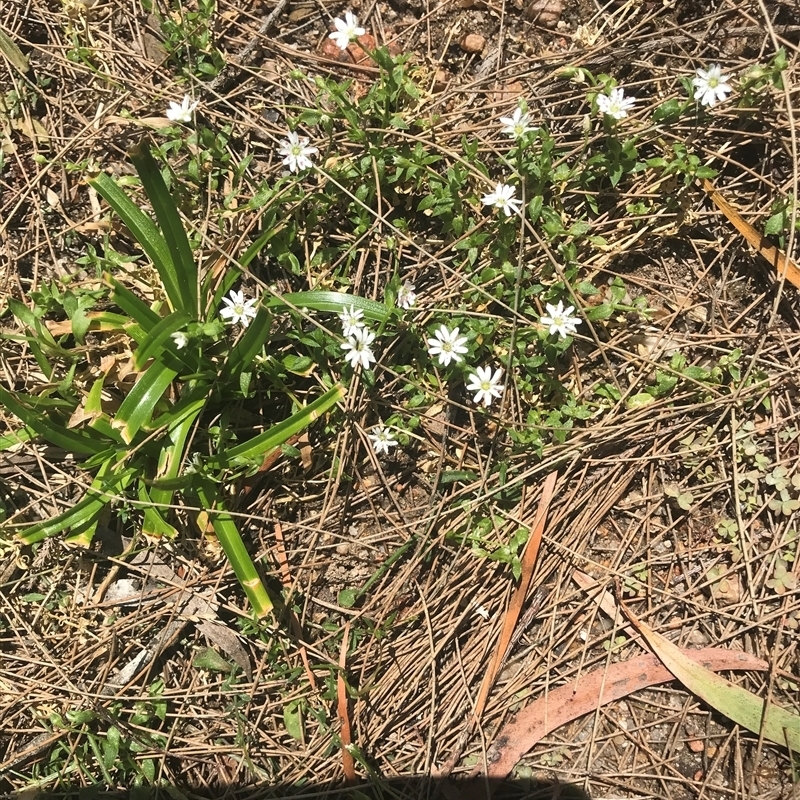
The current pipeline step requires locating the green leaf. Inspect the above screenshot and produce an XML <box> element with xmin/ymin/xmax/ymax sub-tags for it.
<box><xmin>0</xmin><ymin>29</ymin><xmax>29</xmax><ymax>74</ymax></box>
<box><xmin>147</xmin><ymin>406</ymin><xmax>202</xmax><ymax>513</ymax></box>
<box><xmin>527</xmin><ymin>196</ymin><xmax>543</xmax><ymax>225</ymax></box>
<box><xmin>694</xmin><ymin>166</ymin><xmax>717</xmax><ymax>179</ymax></box>
<box><xmin>626</xmin><ymin>393</ymin><xmax>655</xmax><ymax>410</ymax></box>
<box><xmin>210</xmin><ymin>385</ymin><xmax>344</xmax><ymax>468</ymax></box>
<box><xmin>568</xmin><ymin>220</ymin><xmax>591</xmax><ymax>238</ymax></box>
<box><xmin>138</xmin><ymin>483</ymin><xmax>178</xmax><ymax>538</ymax></box>
<box><xmin>103</xmin><ymin>727</ymin><xmax>121</xmax><ymax>771</ymax></box>
<box><xmin>282</xmin><ymin>355</ymin><xmax>314</xmax><ymax>375</ymax></box>
<box><xmin>114</xmin><ymin>360</ymin><xmax>178</xmax><ymax>443</ymax></box>
<box><xmin>133</xmin><ymin>309</ymin><xmax>193</xmax><ymax>370</ymax></box>
<box><xmin>143</xmin><ymin>389</ymin><xmax>206</xmax><ymax>436</ymax></box>
<box><xmin>283</xmin><ymin>700</ymin><xmax>304</xmax><ymax>741</ymax></box>
<box><xmin>90</xmin><ymin>173</ymin><xmax>184</xmax><ymax>312</ymax></box>
<box><xmin>0</xmin><ymin>386</ymin><xmax>108</xmax><ymax>456</ymax></box>
<box><xmin>439</xmin><ymin>470</ymin><xmax>478</xmax><ymax>484</ymax></box>
<box><xmin>192</xmin><ymin>646</ymin><xmax>234</xmax><ymax>672</ymax></box>
<box><xmin>764</xmin><ymin>211</ymin><xmax>787</xmax><ymax>237</ymax></box>
<box><xmin>268</xmin><ymin>291</ymin><xmax>390</xmax><ymax>323</ymax></box>
<box><xmin>194</xmin><ymin>481</ymin><xmax>273</xmax><ymax>618</ymax></box>
<box><xmin>338</xmin><ymin>588</ymin><xmax>359</xmax><ymax>608</ymax></box>
<box><xmin>223</xmin><ymin>306</ymin><xmax>272</xmax><ymax>378</ymax></box>
<box><xmin>585</xmin><ymin>303</ymin><xmax>614</xmax><ymax>321</ymax></box>
<box><xmin>0</xmin><ymin>424</ymin><xmax>36</xmax><ymax>451</ymax></box>
<box><xmin>18</xmin><ymin>458</ymin><xmax>137</xmax><ymax>544</ymax></box>
<box><xmin>140</xmin><ymin>758</ymin><xmax>155</xmax><ymax>783</ymax></box>
<box><xmin>105</xmin><ymin>274</ymin><xmax>162</xmax><ymax>331</ymax></box>
<box><xmin>129</xmin><ymin>140</ymin><xmax>198</xmax><ymax>315</ymax></box>
<box><xmin>636</xmin><ymin>617</ymin><xmax>800</xmax><ymax>752</ymax></box>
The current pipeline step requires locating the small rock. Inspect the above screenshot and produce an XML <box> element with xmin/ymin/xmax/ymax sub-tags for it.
<box><xmin>688</xmin><ymin>739</ymin><xmax>705</xmax><ymax>753</ymax></box>
<box><xmin>319</xmin><ymin>37</ymin><xmax>353</xmax><ymax>62</ymax></box>
<box><xmin>347</xmin><ymin>32</ymin><xmax>377</xmax><ymax>63</ymax></box>
<box><xmin>459</xmin><ymin>33</ymin><xmax>486</xmax><ymax>53</ymax></box>
<box><xmin>525</xmin><ymin>0</ymin><xmax>563</xmax><ymax>27</ymax></box>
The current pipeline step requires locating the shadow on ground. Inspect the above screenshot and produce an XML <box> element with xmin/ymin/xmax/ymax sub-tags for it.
<box><xmin>1</xmin><ymin>777</ymin><xmax>592</xmax><ymax>800</ymax></box>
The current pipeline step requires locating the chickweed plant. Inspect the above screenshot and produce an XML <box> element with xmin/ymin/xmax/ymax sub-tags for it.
<box><xmin>0</xmin><ymin>141</ymin><xmax>351</xmax><ymax>618</ymax></box>
<box><xmin>0</xmin><ymin>10</ymin><xmax>787</xmax><ymax>615</ymax></box>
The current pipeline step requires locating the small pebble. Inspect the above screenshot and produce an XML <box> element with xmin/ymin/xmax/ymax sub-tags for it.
<box><xmin>459</xmin><ymin>33</ymin><xmax>486</xmax><ymax>53</ymax></box>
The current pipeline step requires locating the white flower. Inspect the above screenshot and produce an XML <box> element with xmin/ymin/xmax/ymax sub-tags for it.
<box><xmin>426</xmin><ymin>325</ymin><xmax>469</xmax><ymax>367</ymax></box>
<box><xmin>596</xmin><ymin>87</ymin><xmax>636</xmax><ymax>120</ymax></box>
<box><xmin>166</xmin><ymin>95</ymin><xmax>198</xmax><ymax>123</ymax></box>
<box><xmin>540</xmin><ymin>300</ymin><xmax>581</xmax><ymax>339</ymax></box>
<box><xmin>368</xmin><ymin>425</ymin><xmax>397</xmax><ymax>455</ymax></box>
<box><xmin>219</xmin><ymin>289</ymin><xmax>258</xmax><ymax>328</ymax></box>
<box><xmin>499</xmin><ymin>106</ymin><xmax>536</xmax><ymax>139</ymax></box>
<box><xmin>397</xmin><ymin>280</ymin><xmax>417</xmax><ymax>310</ymax></box>
<box><xmin>481</xmin><ymin>183</ymin><xmax>522</xmax><ymax>217</ymax></box>
<box><xmin>328</xmin><ymin>11</ymin><xmax>365</xmax><ymax>50</ymax></box>
<box><xmin>170</xmin><ymin>331</ymin><xmax>189</xmax><ymax>349</ymax></box>
<box><xmin>466</xmin><ymin>365</ymin><xmax>504</xmax><ymax>407</ymax></box>
<box><xmin>692</xmin><ymin>64</ymin><xmax>732</xmax><ymax>107</ymax></box>
<box><xmin>339</xmin><ymin>304</ymin><xmax>365</xmax><ymax>337</ymax></box>
<box><xmin>341</xmin><ymin>326</ymin><xmax>376</xmax><ymax>370</ymax></box>
<box><xmin>277</xmin><ymin>131</ymin><xmax>318</xmax><ymax>173</ymax></box>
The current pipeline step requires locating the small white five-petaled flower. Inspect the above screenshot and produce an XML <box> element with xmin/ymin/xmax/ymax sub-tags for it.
<box><xmin>596</xmin><ymin>87</ymin><xmax>636</xmax><ymax>120</ymax></box>
<box><xmin>540</xmin><ymin>300</ymin><xmax>581</xmax><ymax>339</ymax></box>
<box><xmin>328</xmin><ymin>11</ymin><xmax>365</xmax><ymax>50</ymax></box>
<box><xmin>166</xmin><ymin>95</ymin><xmax>198</xmax><ymax>123</ymax></box>
<box><xmin>277</xmin><ymin>131</ymin><xmax>318</xmax><ymax>173</ymax></box>
<box><xmin>481</xmin><ymin>183</ymin><xmax>522</xmax><ymax>217</ymax></box>
<box><xmin>426</xmin><ymin>325</ymin><xmax>469</xmax><ymax>367</ymax></box>
<box><xmin>499</xmin><ymin>106</ymin><xmax>536</xmax><ymax>139</ymax></box>
<box><xmin>342</xmin><ymin>327</ymin><xmax>377</xmax><ymax>370</ymax></box>
<box><xmin>397</xmin><ymin>280</ymin><xmax>417</xmax><ymax>310</ymax></box>
<box><xmin>466</xmin><ymin>365</ymin><xmax>504</xmax><ymax>407</ymax></box>
<box><xmin>220</xmin><ymin>289</ymin><xmax>258</xmax><ymax>328</ymax></box>
<box><xmin>170</xmin><ymin>331</ymin><xmax>189</xmax><ymax>350</ymax></box>
<box><xmin>368</xmin><ymin>425</ymin><xmax>397</xmax><ymax>455</ymax></box>
<box><xmin>339</xmin><ymin>304</ymin><xmax>365</xmax><ymax>337</ymax></box>
<box><xmin>692</xmin><ymin>64</ymin><xmax>732</xmax><ymax>107</ymax></box>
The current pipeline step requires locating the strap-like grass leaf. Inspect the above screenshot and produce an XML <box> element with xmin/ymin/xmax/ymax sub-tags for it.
<box><xmin>209</xmin><ymin>384</ymin><xmax>344</xmax><ymax>469</ymax></box>
<box><xmin>145</xmin><ymin>389</ymin><xmax>207</xmax><ymax>434</ymax></box>
<box><xmin>18</xmin><ymin>459</ymin><xmax>136</xmax><ymax>544</ymax></box>
<box><xmin>90</xmin><ymin>173</ymin><xmax>184</xmax><ymax>312</ymax></box>
<box><xmin>0</xmin><ymin>386</ymin><xmax>108</xmax><ymax>456</ymax></box>
<box><xmin>147</xmin><ymin>407</ymin><xmax>201</xmax><ymax>521</ymax></box>
<box><xmin>0</xmin><ymin>29</ymin><xmax>29</xmax><ymax>75</ymax></box>
<box><xmin>634</xmin><ymin>613</ymin><xmax>800</xmax><ymax>752</ymax></box>
<box><xmin>222</xmin><ymin>306</ymin><xmax>272</xmax><ymax>378</ymax></box>
<box><xmin>0</xmin><ymin>424</ymin><xmax>35</xmax><ymax>451</ymax></box>
<box><xmin>105</xmin><ymin>273</ymin><xmax>162</xmax><ymax>331</ymax></box>
<box><xmin>129</xmin><ymin>140</ymin><xmax>198</xmax><ymax>315</ymax></box>
<box><xmin>82</xmin><ymin>311</ymin><xmax>148</xmax><ymax>343</ymax></box>
<box><xmin>139</xmin><ymin>482</ymin><xmax>178</xmax><ymax>538</ymax></box>
<box><xmin>267</xmin><ymin>291</ymin><xmax>390</xmax><ymax>322</ymax></box>
<box><xmin>195</xmin><ymin>480</ymin><xmax>273</xmax><ymax>618</ymax></box>
<box><xmin>133</xmin><ymin>309</ymin><xmax>192</xmax><ymax>370</ymax></box>
<box><xmin>114</xmin><ymin>360</ymin><xmax>177</xmax><ymax>444</ymax></box>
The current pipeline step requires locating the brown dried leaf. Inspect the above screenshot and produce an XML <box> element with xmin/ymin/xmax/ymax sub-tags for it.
<box><xmin>467</xmin><ymin>648</ymin><xmax>770</xmax><ymax>789</ymax></box>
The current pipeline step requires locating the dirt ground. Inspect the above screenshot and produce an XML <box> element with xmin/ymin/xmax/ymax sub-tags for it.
<box><xmin>1</xmin><ymin>0</ymin><xmax>800</xmax><ymax>798</ymax></box>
